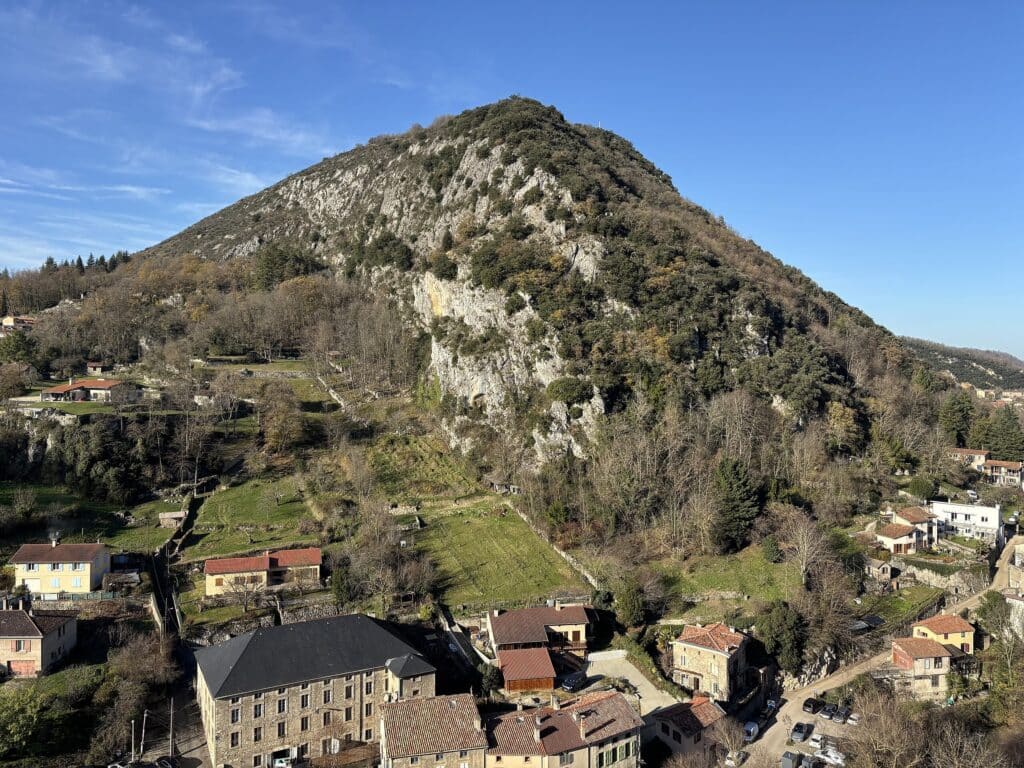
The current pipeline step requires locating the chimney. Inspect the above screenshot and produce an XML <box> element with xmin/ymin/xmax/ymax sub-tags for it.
<box><xmin>555</xmin><ymin>602</ymin><xmax>562</xmax><ymax>611</ymax></box>
<box><xmin>533</xmin><ymin>716</ymin><xmax>542</xmax><ymax>743</ymax></box>
<box><xmin>1</xmin><ymin>597</ymin><xmax>7</xmax><ymax>610</ymax></box>
<box><xmin>474</xmin><ymin>713</ymin><xmax>482</xmax><ymax>731</ymax></box>
<box><xmin>50</xmin><ymin>531</ymin><xmax>61</xmax><ymax>548</ymax></box>
<box><xmin>516</xmin><ymin>701</ymin><xmax>524</xmax><ymax>711</ymax></box>
<box><xmin>578</xmin><ymin>714</ymin><xmax>587</xmax><ymax>739</ymax></box>
<box><xmin>551</xmin><ymin>694</ymin><xmax>560</xmax><ymax>710</ymax></box>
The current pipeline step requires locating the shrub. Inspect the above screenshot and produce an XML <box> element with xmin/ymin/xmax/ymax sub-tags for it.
<box><xmin>546</xmin><ymin>377</ymin><xmax>592</xmax><ymax>405</ymax></box>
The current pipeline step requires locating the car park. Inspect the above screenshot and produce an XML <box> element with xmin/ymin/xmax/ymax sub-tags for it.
<box><xmin>819</xmin><ymin>702</ymin><xmax>838</xmax><ymax>720</ymax></box>
<box><xmin>791</xmin><ymin>722</ymin><xmax>811</xmax><ymax>742</ymax></box>
<box><xmin>802</xmin><ymin>697</ymin><xmax>823</xmax><ymax>714</ymax></box>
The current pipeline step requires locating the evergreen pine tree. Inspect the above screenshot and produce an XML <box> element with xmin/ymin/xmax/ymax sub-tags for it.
<box><xmin>75</xmin><ymin>256</ymin><xmax>85</xmax><ymax>274</ymax></box>
<box><xmin>0</xmin><ymin>288</ymin><xmax>8</xmax><ymax>317</ymax></box>
<box><xmin>939</xmin><ymin>391</ymin><xmax>975</xmax><ymax>446</ymax></box>
<box><xmin>713</xmin><ymin>457</ymin><xmax>760</xmax><ymax>552</ymax></box>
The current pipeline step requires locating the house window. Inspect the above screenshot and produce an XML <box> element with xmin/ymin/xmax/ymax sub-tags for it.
<box><xmin>278</xmin><ymin>699</ymin><xmax>286</xmax><ymax>714</ymax></box>
<box><xmin>301</xmin><ymin>716</ymin><xmax>309</xmax><ymax>732</ymax></box>
<box><xmin>365</xmin><ymin>729</ymin><xmax>373</xmax><ymax>741</ymax></box>
<box><xmin>345</xmin><ymin>685</ymin><xmax>353</xmax><ymax>699</ymax></box>
<box><xmin>322</xmin><ymin>739</ymin><xmax>331</xmax><ymax>756</ymax></box>
<box><xmin>71</xmin><ymin>577</ymin><xmax>82</xmax><ymax>588</ymax></box>
<box><xmin>51</xmin><ymin>577</ymin><xmax>60</xmax><ymax>588</ymax></box>
<box><xmin>278</xmin><ymin>687</ymin><xmax>286</xmax><ymax>694</ymax></box>
<box><xmin>50</xmin><ymin>563</ymin><xmax>62</xmax><ymax>571</ymax></box>
<box><xmin>324</xmin><ymin>712</ymin><xmax>332</xmax><ymax>726</ymax></box>
<box><xmin>231</xmin><ymin>697</ymin><xmax>240</xmax><ymax>704</ymax></box>
<box><xmin>278</xmin><ymin>722</ymin><xmax>286</xmax><ymax>738</ymax></box>
<box><xmin>365</xmin><ymin>681</ymin><xmax>373</xmax><ymax>695</ymax></box>
<box><xmin>412</xmin><ymin>689</ymin><xmax>420</xmax><ymax>696</ymax></box>
<box><xmin>215</xmin><ymin>578</ymin><xmax>224</xmax><ymax>586</ymax></box>
<box><xmin>436</xmin><ymin>755</ymin><xmax>444</xmax><ymax>761</ymax></box>
<box><xmin>230</xmin><ymin>732</ymin><xmax>240</xmax><ymax>748</ymax></box>
<box><xmin>301</xmin><ymin>694</ymin><xmax>310</xmax><ymax>708</ymax></box>
<box><xmin>300</xmin><ymin>744</ymin><xmax>309</xmax><ymax>757</ymax></box>
<box><xmin>231</xmin><ymin>708</ymin><xmax>240</xmax><ymax>724</ymax></box>
<box><xmin>460</xmin><ymin>751</ymin><xmax>469</xmax><ymax>759</ymax></box>
<box><xmin>560</xmin><ymin>755</ymin><xmax>574</xmax><ymax>765</ymax></box>
<box><xmin>73</xmin><ymin>562</ymin><xmax>86</xmax><ymax>571</ymax></box>
<box><xmin>14</xmin><ymin>640</ymin><xmax>26</xmax><ymax>652</ymax></box>
<box><xmin>254</xmin><ymin>692</ymin><xmax>263</xmax><ymax>699</ymax></box>
<box><xmin>345</xmin><ymin>707</ymin><xmax>352</xmax><ymax>721</ymax></box>
<box><xmin>672</xmin><ymin>731</ymin><xmax>681</xmax><ymax>744</ymax></box>
<box><xmin>254</xmin><ymin>703</ymin><xmax>263</xmax><ymax>718</ymax></box>
<box><xmin>253</xmin><ymin>757</ymin><xmax>262</xmax><ymax>767</ymax></box>
<box><xmin>365</xmin><ymin>703</ymin><xmax>373</xmax><ymax>717</ymax></box>
<box><xmin>660</xmin><ymin>723</ymin><xmax>669</xmax><ymax>735</ymax></box>
<box><xmin>254</xmin><ymin>727</ymin><xmax>262</xmax><ymax>742</ymax></box>
<box><xmin>301</xmin><ymin>683</ymin><xmax>309</xmax><ymax>690</ymax></box>
<box><xmin>324</xmin><ymin>690</ymin><xmax>332</xmax><ymax>704</ymax></box>
<box><xmin>931</xmin><ymin>675</ymin><xmax>940</xmax><ymax>688</ymax></box>
<box><xmin>411</xmin><ymin>758</ymin><xmax>419</xmax><ymax>765</ymax></box>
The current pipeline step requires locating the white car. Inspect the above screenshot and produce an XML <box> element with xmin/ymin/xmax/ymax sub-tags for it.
<box><xmin>815</xmin><ymin>747</ymin><xmax>846</xmax><ymax>766</ymax></box>
<box><xmin>846</xmin><ymin>712</ymin><xmax>860</xmax><ymax>726</ymax></box>
<box><xmin>808</xmin><ymin>733</ymin><xmax>825</xmax><ymax>750</ymax></box>
<box><xmin>724</xmin><ymin>750</ymin><xmax>748</xmax><ymax>767</ymax></box>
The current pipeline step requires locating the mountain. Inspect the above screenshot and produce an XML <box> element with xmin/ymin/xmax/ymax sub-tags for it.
<box><xmin>140</xmin><ymin>97</ymin><xmax>910</xmax><ymax>458</ymax></box>
<box><xmin>902</xmin><ymin>337</ymin><xmax>1024</xmax><ymax>390</ymax></box>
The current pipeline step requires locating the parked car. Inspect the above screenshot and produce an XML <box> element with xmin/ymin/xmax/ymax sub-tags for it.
<box><xmin>791</xmin><ymin>722</ymin><xmax>811</xmax><ymax>742</ymax></box>
<box><xmin>743</xmin><ymin>721</ymin><xmax>759</xmax><ymax>742</ymax></box>
<box><xmin>724</xmin><ymin>750</ymin><xmax>748</xmax><ymax>767</ymax></box>
<box><xmin>814</xmin><ymin>747</ymin><xmax>846</xmax><ymax>766</ymax></box>
<box><xmin>846</xmin><ymin>712</ymin><xmax>861</xmax><ymax>726</ymax></box>
<box><xmin>808</xmin><ymin>732</ymin><xmax>825</xmax><ymax>750</ymax></box>
<box><xmin>561</xmin><ymin>672</ymin><xmax>587</xmax><ymax>692</ymax></box>
<box><xmin>833</xmin><ymin>706</ymin><xmax>851</xmax><ymax>724</ymax></box>
<box><xmin>802</xmin><ymin>697</ymin><xmax>823</xmax><ymax>714</ymax></box>
<box><xmin>155</xmin><ymin>759</ymin><xmax>179</xmax><ymax>768</ymax></box>
<box><xmin>820</xmin><ymin>702</ymin><xmax>839</xmax><ymax>720</ymax></box>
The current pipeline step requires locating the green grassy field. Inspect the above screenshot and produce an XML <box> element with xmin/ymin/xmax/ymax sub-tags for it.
<box><xmin>855</xmin><ymin>584</ymin><xmax>944</xmax><ymax>625</ymax></box>
<box><xmin>180</xmin><ymin>476</ymin><xmax>317</xmax><ymax>562</ymax></box>
<box><xmin>415</xmin><ymin>501</ymin><xmax>585</xmax><ymax>607</ymax></box>
<box><xmin>0</xmin><ymin>483</ymin><xmax>174</xmax><ymax>554</ymax></box>
<box><xmin>368</xmin><ymin>433</ymin><xmax>479</xmax><ymax>499</ymax></box>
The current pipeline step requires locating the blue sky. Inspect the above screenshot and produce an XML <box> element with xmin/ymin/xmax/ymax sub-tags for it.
<box><xmin>0</xmin><ymin>2</ymin><xmax>1021</xmax><ymax>355</ymax></box>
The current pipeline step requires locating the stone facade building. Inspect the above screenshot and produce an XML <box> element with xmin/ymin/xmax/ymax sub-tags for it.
<box><xmin>891</xmin><ymin>637</ymin><xmax>952</xmax><ymax>702</ymax></box>
<box><xmin>195</xmin><ymin>615</ymin><xmax>435</xmax><ymax>768</ymax></box>
<box><xmin>671</xmin><ymin>623</ymin><xmax>750</xmax><ymax>706</ymax></box>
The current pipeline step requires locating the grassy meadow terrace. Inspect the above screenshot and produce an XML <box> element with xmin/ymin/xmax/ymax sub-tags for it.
<box><xmin>854</xmin><ymin>584</ymin><xmax>945</xmax><ymax>627</ymax></box>
<box><xmin>0</xmin><ymin>482</ymin><xmax>176</xmax><ymax>556</ymax></box>
<box><xmin>179</xmin><ymin>476</ymin><xmax>317</xmax><ymax>563</ymax></box>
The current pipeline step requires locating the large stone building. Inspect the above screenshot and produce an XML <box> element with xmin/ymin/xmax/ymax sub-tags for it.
<box><xmin>671</xmin><ymin>623</ymin><xmax>750</xmax><ymax>705</ymax></box>
<box><xmin>380</xmin><ymin>694</ymin><xmax>487</xmax><ymax>768</ymax></box>
<box><xmin>651</xmin><ymin>696</ymin><xmax>726</xmax><ymax>760</ymax></box>
<box><xmin>0</xmin><ymin>599</ymin><xmax>76</xmax><ymax>677</ymax></box>
<box><xmin>195</xmin><ymin>614</ymin><xmax>435</xmax><ymax>768</ymax></box>
<box><xmin>8</xmin><ymin>540</ymin><xmax>110</xmax><ymax>596</ymax></box>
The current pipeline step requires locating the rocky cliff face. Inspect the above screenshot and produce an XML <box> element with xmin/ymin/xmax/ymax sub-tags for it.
<box><xmin>141</xmin><ymin>97</ymin><xmax>896</xmax><ymax>459</ymax></box>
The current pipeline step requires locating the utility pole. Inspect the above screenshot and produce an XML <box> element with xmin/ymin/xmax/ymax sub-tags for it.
<box><xmin>169</xmin><ymin>697</ymin><xmax>175</xmax><ymax>758</ymax></box>
<box><xmin>140</xmin><ymin>709</ymin><xmax>148</xmax><ymax>757</ymax></box>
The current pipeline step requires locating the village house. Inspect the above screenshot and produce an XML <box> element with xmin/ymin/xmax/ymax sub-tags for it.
<box><xmin>864</xmin><ymin>557</ymin><xmax>894</xmax><ymax>582</ymax></box>
<box><xmin>0</xmin><ymin>598</ymin><xmax>76</xmax><ymax>677</ymax></box>
<box><xmin>195</xmin><ymin>614</ymin><xmax>435</xmax><ymax>768</ymax></box>
<box><xmin>929</xmin><ymin>501</ymin><xmax>1004</xmax><ymax>546</ymax></box>
<box><xmin>486</xmin><ymin>691</ymin><xmax>643</xmax><ymax>768</ymax></box>
<box><xmin>204</xmin><ymin>547</ymin><xmax>322</xmax><ymax>597</ymax></box>
<box><xmin>891</xmin><ymin>637</ymin><xmax>953</xmax><ymax>702</ymax></box>
<box><xmin>486</xmin><ymin>603</ymin><xmax>591</xmax><ymax>657</ymax></box>
<box><xmin>875</xmin><ymin>523</ymin><xmax>921</xmax><ymax>556</ymax></box>
<box><xmin>652</xmin><ymin>696</ymin><xmax>725</xmax><ymax>760</ymax></box>
<box><xmin>85</xmin><ymin>361</ymin><xmax>112</xmax><ymax>376</ymax></box>
<box><xmin>948</xmin><ymin>448</ymin><xmax>990</xmax><ymax>472</ymax></box>
<box><xmin>379</xmin><ymin>694</ymin><xmax>487</xmax><ymax>768</ymax></box>
<box><xmin>0</xmin><ymin>314</ymin><xmax>35</xmax><ymax>337</ymax></box>
<box><xmin>9</xmin><ymin>539</ymin><xmax>110</xmax><ymax>596</ymax></box>
<box><xmin>892</xmin><ymin>506</ymin><xmax>939</xmax><ymax>549</ymax></box>
<box><xmin>912</xmin><ymin>614</ymin><xmax>975</xmax><ymax>654</ymax></box>
<box><xmin>982</xmin><ymin>460</ymin><xmax>1024</xmax><ymax>489</ymax></box>
<box><xmin>496</xmin><ymin>648</ymin><xmax>556</xmax><ymax>692</ymax></box>
<box><xmin>671</xmin><ymin>623</ymin><xmax>750</xmax><ymax>705</ymax></box>
<box><xmin>40</xmin><ymin>377</ymin><xmax>139</xmax><ymax>403</ymax></box>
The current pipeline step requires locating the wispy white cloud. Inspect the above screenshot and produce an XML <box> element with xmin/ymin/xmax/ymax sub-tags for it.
<box><xmin>187</xmin><ymin>108</ymin><xmax>334</xmax><ymax>157</ymax></box>
<box><xmin>201</xmin><ymin>163</ymin><xmax>269</xmax><ymax>196</ymax></box>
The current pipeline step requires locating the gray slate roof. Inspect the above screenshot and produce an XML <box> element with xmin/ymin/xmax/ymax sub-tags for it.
<box><xmin>0</xmin><ymin>609</ymin><xmax>75</xmax><ymax>638</ymax></box>
<box><xmin>195</xmin><ymin>614</ymin><xmax>434</xmax><ymax>699</ymax></box>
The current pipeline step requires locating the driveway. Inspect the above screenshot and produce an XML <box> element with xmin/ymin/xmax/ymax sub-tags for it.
<box><xmin>585</xmin><ymin>652</ymin><xmax>680</xmax><ymax>716</ymax></box>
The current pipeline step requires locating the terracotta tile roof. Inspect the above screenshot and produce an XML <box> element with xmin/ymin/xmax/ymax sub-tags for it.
<box><xmin>653</xmin><ymin>696</ymin><xmax>725</xmax><ymax>737</ymax></box>
<box><xmin>489</xmin><ymin>605</ymin><xmax>590</xmax><ymax>647</ymax></box>
<box><xmin>9</xmin><ymin>542</ymin><xmax>106</xmax><ymax>565</ymax></box>
<box><xmin>985</xmin><ymin>460</ymin><xmax>1023</xmax><ymax>470</ymax></box>
<box><xmin>914</xmin><ymin>614</ymin><xmax>974</xmax><ymax>635</ymax></box>
<box><xmin>487</xmin><ymin>691</ymin><xmax>642</xmax><ymax>756</ymax></box>
<box><xmin>893</xmin><ymin>637</ymin><xmax>953</xmax><ymax>659</ymax></box>
<box><xmin>895</xmin><ymin>506</ymin><xmax>934</xmax><ymax>524</ymax></box>
<box><xmin>42</xmin><ymin>378</ymin><xmax>124</xmax><ymax>394</ymax></box>
<box><xmin>0</xmin><ymin>609</ymin><xmax>75</xmax><ymax>638</ymax></box>
<box><xmin>381</xmin><ymin>694</ymin><xmax>487</xmax><ymax>759</ymax></box>
<box><xmin>950</xmin><ymin>448</ymin><xmax>988</xmax><ymax>456</ymax></box>
<box><xmin>204</xmin><ymin>547</ymin><xmax>321</xmax><ymax>575</ymax></box>
<box><xmin>675</xmin><ymin>623</ymin><xmax>746</xmax><ymax>655</ymax></box>
<box><xmin>877</xmin><ymin>523</ymin><xmax>916</xmax><ymax>539</ymax></box>
<box><xmin>498</xmin><ymin>648</ymin><xmax>556</xmax><ymax>682</ymax></box>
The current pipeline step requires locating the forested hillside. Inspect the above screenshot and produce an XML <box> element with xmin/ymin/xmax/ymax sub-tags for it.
<box><xmin>903</xmin><ymin>336</ymin><xmax>1024</xmax><ymax>390</ymax></box>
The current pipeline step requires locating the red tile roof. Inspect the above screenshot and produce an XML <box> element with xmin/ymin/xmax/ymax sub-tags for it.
<box><xmin>653</xmin><ymin>696</ymin><xmax>725</xmax><ymax>737</ymax></box>
<box><xmin>893</xmin><ymin>637</ymin><xmax>953</xmax><ymax>659</ymax></box>
<box><xmin>204</xmin><ymin>547</ymin><xmax>321</xmax><ymax>575</ymax></box>
<box><xmin>877</xmin><ymin>523</ymin><xmax>916</xmax><ymax>539</ymax></box>
<box><xmin>489</xmin><ymin>604</ymin><xmax>590</xmax><ymax>647</ymax></box>
<box><xmin>487</xmin><ymin>692</ymin><xmax>642</xmax><ymax>756</ymax></box>
<box><xmin>895</xmin><ymin>506</ymin><xmax>934</xmax><ymax>524</ymax></box>
<box><xmin>42</xmin><ymin>378</ymin><xmax>124</xmax><ymax>394</ymax></box>
<box><xmin>914</xmin><ymin>614</ymin><xmax>974</xmax><ymax>635</ymax></box>
<box><xmin>498</xmin><ymin>648</ymin><xmax>556</xmax><ymax>682</ymax></box>
<box><xmin>0</xmin><ymin>608</ymin><xmax>75</xmax><ymax>638</ymax></box>
<box><xmin>985</xmin><ymin>460</ymin><xmax>1023</xmax><ymax>470</ymax></box>
<box><xmin>9</xmin><ymin>542</ymin><xmax>107</xmax><ymax>565</ymax></box>
<box><xmin>381</xmin><ymin>694</ymin><xmax>487</xmax><ymax>759</ymax></box>
<box><xmin>950</xmin><ymin>448</ymin><xmax>988</xmax><ymax>456</ymax></box>
<box><xmin>675</xmin><ymin>623</ymin><xmax>746</xmax><ymax>654</ymax></box>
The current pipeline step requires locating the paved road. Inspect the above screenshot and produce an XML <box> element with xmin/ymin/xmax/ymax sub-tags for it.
<box><xmin>585</xmin><ymin>654</ymin><xmax>680</xmax><ymax>716</ymax></box>
<box><xmin>757</xmin><ymin>534</ymin><xmax>1023</xmax><ymax>759</ymax></box>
